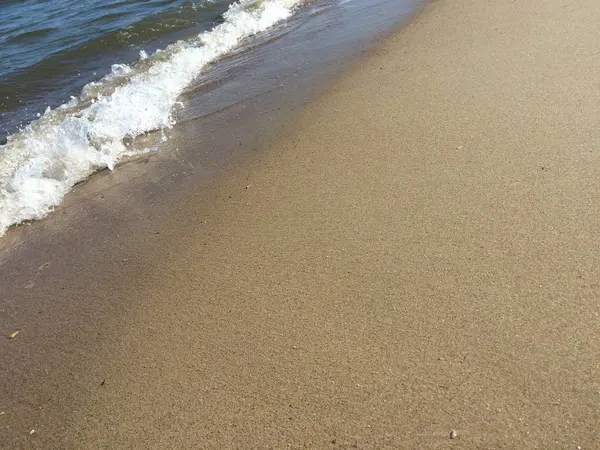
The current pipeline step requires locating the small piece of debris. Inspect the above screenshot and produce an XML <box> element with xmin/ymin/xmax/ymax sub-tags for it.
<box><xmin>9</xmin><ymin>330</ymin><xmax>20</xmax><ymax>339</ymax></box>
<box><xmin>245</xmin><ymin>185</ymin><xmax>250</xmax><ymax>189</ymax></box>
<box><xmin>0</xmin><ymin>411</ymin><xmax>5</xmax><ymax>416</ymax></box>
<box><xmin>29</xmin><ymin>429</ymin><xmax>36</xmax><ymax>435</ymax></box>
<box><xmin>457</xmin><ymin>145</ymin><xmax>464</xmax><ymax>150</ymax></box>
<box><xmin>450</xmin><ymin>429</ymin><xmax>457</xmax><ymax>439</ymax></box>
<box><xmin>100</xmin><ymin>380</ymin><xmax>105</xmax><ymax>386</ymax></box>
<box><xmin>38</xmin><ymin>262</ymin><xmax>50</xmax><ymax>270</ymax></box>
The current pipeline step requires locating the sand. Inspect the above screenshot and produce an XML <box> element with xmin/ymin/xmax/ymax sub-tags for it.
<box><xmin>2</xmin><ymin>0</ymin><xmax>600</xmax><ymax>448</ymax></box>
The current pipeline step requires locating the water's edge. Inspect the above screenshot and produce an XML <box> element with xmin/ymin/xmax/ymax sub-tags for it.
<box><xmin>0</xmin><ymin>0</ymin><xmax>310</xmax><ymax>236</ymax></box>
<box><xmin>0</xmin><ymin>0</ymin><xmax>425</xmax><ymax>254</ymax></box>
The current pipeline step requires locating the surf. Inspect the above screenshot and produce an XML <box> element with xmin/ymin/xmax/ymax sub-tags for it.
<box><xmin>0</xmin><ymin>0</ymin><xmax>304</xmax><ymax>235</ymax></box>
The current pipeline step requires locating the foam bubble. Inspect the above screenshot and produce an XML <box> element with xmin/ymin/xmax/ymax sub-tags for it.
<box><xmin>0</xmin><ymin>0</ymin><xmax>302</xmax><ymax>235</ymax></box>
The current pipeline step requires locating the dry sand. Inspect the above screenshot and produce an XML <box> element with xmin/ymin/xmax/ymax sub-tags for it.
<box><xmin>2</xmin><ymin>0</ymin><xmax>600</xmax><ymax>448</ymax></box>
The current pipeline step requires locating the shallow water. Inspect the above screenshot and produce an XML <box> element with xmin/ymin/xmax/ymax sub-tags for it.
<box><xmin>0</xmin><ymin>0</ymin><xmax>305</xmax><ymax>234</ymax></box>
<box><xmin>0</xmin><ymin>0</ymin><xmax>423</xmax><ymax>237</ymax></box>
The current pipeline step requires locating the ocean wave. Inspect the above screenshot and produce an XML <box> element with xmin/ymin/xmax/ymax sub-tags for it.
<box><xmin>0</xmin><ymin>0</ymin><xmax>303</xmax><ymax>235</ymax></box>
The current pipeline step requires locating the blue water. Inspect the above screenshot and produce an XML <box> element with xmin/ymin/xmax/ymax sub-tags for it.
<box><xmin>0</xmin><ymin>0</ymin><xmax>234</xmax><ymax>141</ymax></box>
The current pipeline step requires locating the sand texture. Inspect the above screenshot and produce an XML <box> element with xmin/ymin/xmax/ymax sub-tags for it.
<box><xmin>2</xmin><ymin>0</ymin><xmax>600</xmax><ymax>448</ymax></box>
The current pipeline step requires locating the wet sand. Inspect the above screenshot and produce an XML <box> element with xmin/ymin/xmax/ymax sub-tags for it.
<box><xmin>2</xmin><ymin>0</ymin><xmax>600</xmax><ymax>448</ymax></box>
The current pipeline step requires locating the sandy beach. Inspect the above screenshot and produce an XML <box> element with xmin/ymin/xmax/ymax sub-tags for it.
<box><xmin>2</xmin><ymin>0</ymin><xmax>600</xmax><ymax>448</ymax></box>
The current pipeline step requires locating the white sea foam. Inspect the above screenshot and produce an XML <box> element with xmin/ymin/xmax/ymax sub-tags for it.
<box><xmin>0</xmin><ymin>0</ymin><xmax>302</xmax><ymax>235</ymax></box>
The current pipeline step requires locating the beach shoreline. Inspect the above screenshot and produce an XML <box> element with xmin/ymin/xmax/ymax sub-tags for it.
<box><xmin>3</xmin><ymin>0</ymin><xmax>600</xmax><ymax>448</ymax></box>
